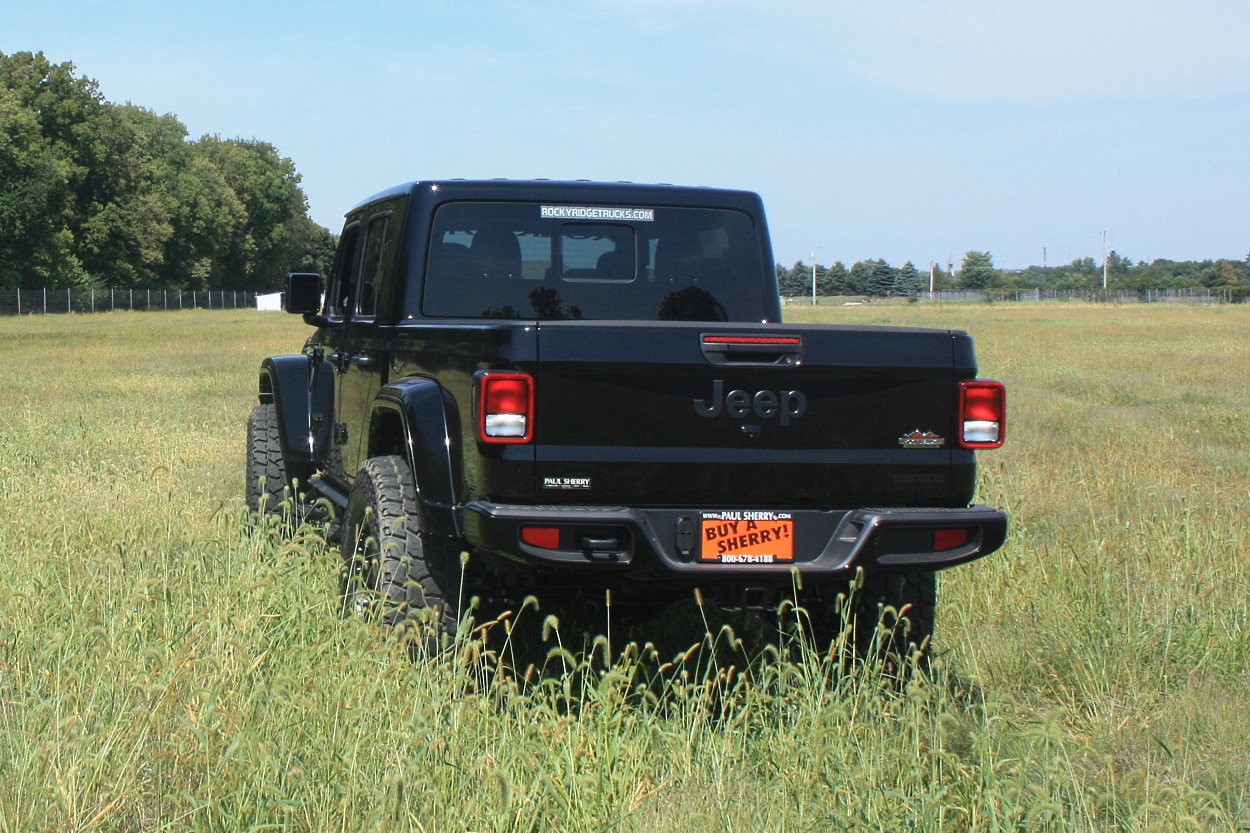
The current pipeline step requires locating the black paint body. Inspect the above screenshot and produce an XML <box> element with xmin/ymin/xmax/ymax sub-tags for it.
<box><xmin>258</xmin><ymin>180</ymin><xmax>1006</xmax><ymax>606</ymax></box>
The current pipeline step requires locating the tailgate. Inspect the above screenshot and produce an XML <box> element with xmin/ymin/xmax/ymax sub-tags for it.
<box><xmin>530</xmin><ymin>321</ymin><xmax>978</xmax><ymax>508</ymax></box>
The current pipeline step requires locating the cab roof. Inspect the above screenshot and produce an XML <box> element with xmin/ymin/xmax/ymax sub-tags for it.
<box><xmin>349</xmin><ymin>179</ymin><xmax>766</xmax><ymax>217</ymax></box>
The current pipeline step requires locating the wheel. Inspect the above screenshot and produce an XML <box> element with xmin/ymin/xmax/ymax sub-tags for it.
<box><xmin>340</xmin><ymin>455</ymin><xmax>460</xmax><ymax>650</ymax></box>
<box><xmin>246</xmin><ymin>403</ymin><xmax>293</xmax><ymax>515</ymax></box>
<box><xmin>799</xmin><ymin>570</ymin><xmax>936</xmax><ymax>668</ymax></box>
<box><xmin>851</xmin><ymin>571</ymin><xmax>936</xmax><ymax>666</ymax></box>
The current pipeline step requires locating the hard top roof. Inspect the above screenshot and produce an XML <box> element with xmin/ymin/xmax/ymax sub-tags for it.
<box><xmin>349</xmin><ymin>179</ymin><xmax>765</xmax><ymax>217</ymax></box>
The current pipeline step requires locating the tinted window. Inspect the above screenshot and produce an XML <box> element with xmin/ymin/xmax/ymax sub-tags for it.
<box><xmin>326</xmin><ymin>224</ymin><xmax>361</xmax><ymax>318</ymax></box>
<box><xmin>561</xmin><ymin>224</ymin><xmax>633</xmax><ymax>281</ymax></box>
<box><xmin>420</xmin><ymin>202</ymin><xmax>765</xmax><ymax>321</ymax></box>
<box><xmin>355</xmin><ymin>213</ymin><xmax>391</xmax><ymax>318</ymax></box>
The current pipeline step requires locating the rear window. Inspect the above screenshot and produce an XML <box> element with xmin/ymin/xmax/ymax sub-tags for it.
<box><xmin>420</xmin><ymin>202</ymin><xmax>766</xmax><ymax>321</ymax></box>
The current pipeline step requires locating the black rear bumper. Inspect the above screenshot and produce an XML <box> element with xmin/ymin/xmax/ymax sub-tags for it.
<box><xmin>461</xmin><ymin>501</ymin><xmax>1007</xmax><ymax>580</ymax></box>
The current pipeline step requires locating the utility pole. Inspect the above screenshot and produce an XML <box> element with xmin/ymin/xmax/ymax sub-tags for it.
<box><xmin>929</xmin><ymin>262</ymin><xmax>936</xmax><ymax>293</ymax></box>
<box><xmin>1102</xmin><ymin>231</ymin><xmax>1108</xmax><ymax>289</ymax></box>
<box><xmin>811</xmin><ymin>247</ymin><xmax>818</xmax><ymax>306</ymax></box>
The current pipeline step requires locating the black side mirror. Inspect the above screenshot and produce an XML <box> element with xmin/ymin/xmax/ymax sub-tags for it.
<box><xmin>285</xmin><ymin>272</ymin><xmax>323</xmax><ymax>315</ymax></box>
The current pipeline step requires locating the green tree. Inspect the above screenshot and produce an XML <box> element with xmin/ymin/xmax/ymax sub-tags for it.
<box><xmin>778</xmin><ymin>260</ymin><xmax>809</xmax><ymax>296</ymax></box>
<box><xmin>958</xmin><ymin>250</ymin><xmax>997</xmax><ymax>290</ymax></box>
<box><xmin>0</xmin><ymin>52</ymin><xmax>180</xmax><ymax>288</ymax></box>
<box><xmin>776</xmin><ymin>261</ymin><xmax>855</xmax><ymax>297</ymax></box>
<box><xmin>1201</xmin><ymin>259</ymin><xmax>1247</xmax><ymax>288</ymax></box>
<box><xmin>73</xmin><ymin>104</ymin><xmax>189</xmax><ymax>287</ymax></box>
<box><xmin>1069</xmin><ymin>256</ymin><xmax>1098</xmax><ymax>275</ymax></box>
<box><xmin>819</xmin><ymin>261</ymin><xmax>850</xmax><ymax>295</ymax></box>
<box><xmin>1107</xmin><ymin>250</ymin><xmax>1132</xmax><ymax>276</ymax></box>
<box><xmin>1</xmin><ymin>50</ymin><xmax>332</xmax><ymax>290</ymax></box>
<box><xmin>0</xmin><ymin>84</ymin><xmax>82</xmax><ymax>288</ymax></box>
<box><xmin>929</xmin><ymin>263</ymin><xmax>953</xmax><ymax>290</ymax></box>
<box><xmin>848</xmin><ymin>260</ymin><xmax>873</xmax><ymax>295</ymax></box>
<box><xmin>161</xmin><ymin>150</ymin><xmax>247</xmax><ymax>289</ymax></box>
<box><xmin>193</xmin><ymin>136</ymin><xmax>331</xmax><ymax>290</ymax></box>
<box><xmin>864</xmin><ymin>259</ymin><xmax>896</xmax><ymax>296</ymax></box>
<box><xmin>1053</xmin><ymin>271</ymin><xmax>1096</xmax><ymax>291</ymax></box>
<box><xmin>0</xmin><ymin>51</ymin><xmax>100</xmax><ymax>287</ymax></box>
<box><xmin>896</xmin><ymin>261</ymin><xmax>924</xmax><ymax>295</ymax></box>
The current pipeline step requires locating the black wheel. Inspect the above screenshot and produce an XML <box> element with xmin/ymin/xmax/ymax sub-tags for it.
<box><xmin>800</xmin><ymin>570</ymin><xmax>936</xmax><ymax>668</ymax></box>
<box><xmin>340</xmin><ymin>455</ymin><xmax>460</xmax><ymax>650</ymax></box>
<box><xmin>852</xmin><ymin>571</ymin><xmax>936</xmax><ymax>665</ymax></box>
<box><xmin>246</xmin><ymin>403</ymin><xmax>294</xmax><ymax>515</ymax></box>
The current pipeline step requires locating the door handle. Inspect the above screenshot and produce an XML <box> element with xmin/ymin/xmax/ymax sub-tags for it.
<box><xmin>700</xmin><ymin>333</ymin><xmax>803</xmax><ymax>366</ymax></box>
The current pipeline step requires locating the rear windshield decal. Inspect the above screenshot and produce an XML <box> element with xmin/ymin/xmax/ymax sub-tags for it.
<box><xmin>540</xmin><ymin>205</ymin><xmax>654</xmax><ymax>222</ymax></box>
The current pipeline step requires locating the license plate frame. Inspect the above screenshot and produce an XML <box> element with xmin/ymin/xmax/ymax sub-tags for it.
<box><xmin>699</xmin><ymin>510</ymin><xmax>795</xmax><ymax>564</ymax></box>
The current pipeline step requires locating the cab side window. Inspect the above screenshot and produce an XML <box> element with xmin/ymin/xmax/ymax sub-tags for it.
<box><xmin>355</xmin><ymin>213</ymin><xmax>392</xmax><ymax>319</ymax></box>
<box><xmin>327</xmin><ymin>223</ymin><xmax>362</xmax><ymax>318</ymax></box>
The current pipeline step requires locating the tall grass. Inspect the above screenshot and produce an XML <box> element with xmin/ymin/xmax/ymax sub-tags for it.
<box><xmin>0</xmin><ymin>307</ymin><xmax>1246</xmax><ymax>831</ymax></box>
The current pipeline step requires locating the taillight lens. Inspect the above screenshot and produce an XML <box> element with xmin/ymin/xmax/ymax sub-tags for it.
<box><xmin>479</xmin><ymin>372</ymin><xmax>534</xmax><ymax>443</ymax></box>
<box><xmin>959</xmin><ymin>380</ymin><xmax>1005</xmax><ymax>448</ymax></box>
<box><xmin>933</xmin><ymin>527</ymin><xmax>972</xmax><ymax>551</ymax></box>
<box><xmin>521</xmin><ymin>526</ymin><xmax>561</xmax><ymax>549</ymax></box>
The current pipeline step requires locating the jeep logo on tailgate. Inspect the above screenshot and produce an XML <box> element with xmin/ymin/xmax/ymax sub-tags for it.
<box><xmin>694</xmin><ymin>379</ymin><xmax>807</xmax><ymax>425</ymax></box>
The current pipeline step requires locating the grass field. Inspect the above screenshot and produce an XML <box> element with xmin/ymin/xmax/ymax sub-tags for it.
<box><xmin>1</xmin><ymin>305</ymin><xmax>1247</xmax><ymax>831</ymax></box>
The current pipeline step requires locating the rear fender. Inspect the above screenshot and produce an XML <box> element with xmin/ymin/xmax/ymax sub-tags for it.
<box><xmin>259</xmin><ymin>355</ymin><xmax>334</xmax><ymax>471</ymax></box>
<box><xmin>370</xmin><ymin>377</ymin><xmax>465</xmax><ymax>537</ymax></box>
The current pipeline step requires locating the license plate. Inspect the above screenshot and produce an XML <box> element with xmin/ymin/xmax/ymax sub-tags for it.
<box><xmin>699</xmin><ymin>510</ymin><xmax>794</xmax><ymax>564</ymax></box>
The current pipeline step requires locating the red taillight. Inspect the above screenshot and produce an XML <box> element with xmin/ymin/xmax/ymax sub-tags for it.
<box><xmin>521</xmin><ymin>526</ymin><xmax>561</xmax><ymax>549</ymax></box>
<box><xmin>959</xmin><ymin>380</ymin><xmax>1005</xmax><ymax>449</ymax></box>
<box><xmin>933</xmin><ymin>527</ymin><xmax>972</xmax><ymax>551</ymax></box>
<box><xmin>479</xmin><ymin>372</ymin><xmax>534</xmax><ymax>443</ymax></box>
<box><xmin>702</xmin><ymin>335</ymin><xmax>802</xmax><ymax>345</ymax></box>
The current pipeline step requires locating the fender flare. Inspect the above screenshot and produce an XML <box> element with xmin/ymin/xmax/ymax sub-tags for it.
<box><xmin>259</xmin><ymin>355</ymin><xmax>334</xmax><ymax>473</ymax></box>
<box><xmin>370</xmin><ymin>376</ymin><xmax>465</xmax><ymax>538</ymax></box>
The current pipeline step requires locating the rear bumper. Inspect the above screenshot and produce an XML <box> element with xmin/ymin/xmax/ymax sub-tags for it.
<box><xmin>461</xmin><ymin>501</ymin><xmax>1007</xmax><ymax>580</ymax></box>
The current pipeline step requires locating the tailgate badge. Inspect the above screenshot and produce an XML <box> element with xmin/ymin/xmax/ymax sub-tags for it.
<box><xmin>694</xmin><ymin>379</ymin><xmax>806</xmax><ymax>425</ymax></box>
<box><xmin>899</xmin><ymin>430</ymin><xmax>945</xmax><ymax>449</ymax></box>
<box><xmin>543</xmin><ymin>476</ymin><xmax>592</xmax><ymax>490</ymax></box>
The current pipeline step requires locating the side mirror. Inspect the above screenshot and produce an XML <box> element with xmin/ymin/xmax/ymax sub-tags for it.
<box><xmin>285</xmin><ymin>272</ymin><xmax>323</xmax><ymax>315</ymax></box>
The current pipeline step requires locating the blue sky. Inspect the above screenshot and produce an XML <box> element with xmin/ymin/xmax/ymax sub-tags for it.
<box><xmin>5</xmin><ymin>0</ymin><xmax>1248</xmax><ymax>269</ymax></box>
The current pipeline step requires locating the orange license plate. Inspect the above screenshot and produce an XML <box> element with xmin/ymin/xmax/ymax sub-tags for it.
<box><xmin>699</xmin><ymin>511</ymin><xmax>794</xmax><ymax>564</ymax></box>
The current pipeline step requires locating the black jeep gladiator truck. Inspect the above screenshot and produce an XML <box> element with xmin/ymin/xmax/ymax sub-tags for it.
<box><xmin>248</xmin><ymin>179</ymin><xmax>1007</xmax><ymax>655</ymax></box>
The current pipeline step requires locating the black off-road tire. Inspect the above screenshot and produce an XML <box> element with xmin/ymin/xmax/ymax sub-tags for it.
<box><xmin>800</xmin><ymin>570</ymin><xmax>936</xmax><ymax>669</ymax></box>
<box><xmin>852</xmin><ymin>570</ymin><xmax>936</xmax><ymax>666</ymax></box>
<box><xmin>246</xmin><ymin>404</ymin><xmax>294</xmax><ymax>516</ymax></box>
<box><xmin>340</xmin><ymin>455</ymin><xmax>460</xmax><ymax>651</ymax></box>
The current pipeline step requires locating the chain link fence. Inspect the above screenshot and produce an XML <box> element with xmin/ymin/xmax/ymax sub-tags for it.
<box><xmin>784</xmin><ymin>288</ymin><xmax>1248</xmax><ymax>305</ymax></box>
<box><xmin>969</xmin><ymin>288</ymin><xmax>1246</xmax><ymax>304</ymax></box>
<box><xmin>9</xmin><ymin>286</ymin><xmax>1244</xmax><ymax>316</ymax></box>
<box><xmin>0</xmin><ymin>288</ymin><xmax>260</xmax><ymax>316</ymax></box>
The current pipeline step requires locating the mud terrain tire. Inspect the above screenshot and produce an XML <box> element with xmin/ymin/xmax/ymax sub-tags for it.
<box><xmin>340</xmin><ymin>455</ymin><xmax>460</xmax><ymax>651</ymax></box>
<box><xmin>246</xmin><ymin>404</ymin><xmax>292</xmax><ymax>515</ymax></box>
<box><xmin>853</xmin><ymin>570</ymin><xmax>936</xmax><ymax>665</ymax></box>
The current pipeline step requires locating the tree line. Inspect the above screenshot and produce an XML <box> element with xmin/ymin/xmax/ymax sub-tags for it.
<box><xmin>778</xmin><ymin>249</ymin><xmax>1250</xmax><ymax>297</ymax></box>
<box><xmin>8</xmin><ymin>51</ymin><xmax>1245</xmax><ymax>298</ymax></box>
<box><xmin>0</xmin><ymin>51</ymin><xmax>334</xmax><ymax>291</ymax></box>
<box><xmin>777</xmin><ymin>259</ymin><xmax>927</xmax><ymax>297</ymax></box>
